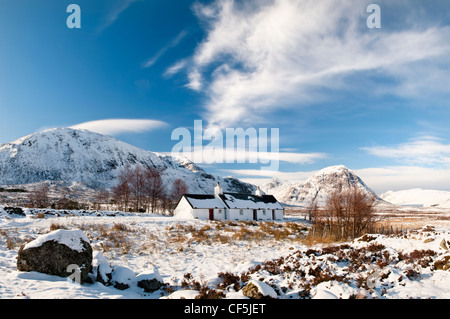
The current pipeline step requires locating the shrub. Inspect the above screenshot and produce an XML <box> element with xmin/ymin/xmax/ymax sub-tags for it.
<box><xmin>49</xmin><ymin>222</ymin><xmax>66</xmax><ymax>231</ymax></box>
<box><xmin>217</xmin><ymin>272</ymin><xmax>241</xmax><ymax>290</ymax></box>
<box><xmin>195</xmin><ymin>287</ymin><xmax>225</xmax><ymax>299</ymax></box>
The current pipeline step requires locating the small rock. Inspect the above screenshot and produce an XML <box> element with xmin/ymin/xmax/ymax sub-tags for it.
<box><xmin>111</xmin><ymin>266</ymin><xmax>135</xmax><ymax>290</ymax></box>
<box><xmin>4</xmin><ymin>207</ymin><xmax>25</xmax><ymax>216</ymax></box>
<box><xmin>136</xmin><ymin>269</ymin><xmax>163</xmax><ymax>293</ymax></box>
<box><xmin>312</xmin><ymin>289</ymin><xmax>339</xmax><ymax>299</ymax></box>
<box><xmin>241</xmin><ymin>280</ymin><xmax>277</xmax><ymax>299</ymax></box>
<box><xmin>93</xmin><ymin>251</ymin><xmax>112</xmax><ymax>286</ymax></box>
<box><xmin>440</xmin><ymin>239</ymin><xmax>449</xmax><ymax>250</ymax></box>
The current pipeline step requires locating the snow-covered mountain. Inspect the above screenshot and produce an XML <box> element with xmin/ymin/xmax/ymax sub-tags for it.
<box><xmin>0</xmin><ymin>128</ymin><xmax>255</xmax><ymax>194</ymax></box>
<box><xmin>262</xmin><ymin>165</ymin><xmax>380</xmax><ymax>207</ymax></box>
<box><xmin>380</xmin><ymin>189</ymin><xmax>450</xmax><ymax>208</ymax></box>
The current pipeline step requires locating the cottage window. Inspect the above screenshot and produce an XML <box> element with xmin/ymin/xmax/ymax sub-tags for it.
<box><xmin>218</xmin><ymin>209</ymin><xmax>222</xmax><ymax>214</ymax></box>
<box><xmin>239</xmin><ymin>209</ymin><xmax>243</xmax><ymax>215</ymax></box>
<box><xmin>262</xmin><ymin>209</ymin><xmax>266</xmax><ymax>215</ymax></box>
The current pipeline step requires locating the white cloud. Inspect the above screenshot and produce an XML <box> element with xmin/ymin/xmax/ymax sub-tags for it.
<box><xmin>222</xmin><ymin>168</ymin><xmax>316</xmax><ymax>180</ymax></box>
<box><xmin>169</xmin><ymin>148</ymin><xmax>325</xmax><ymax>166</ymax></box>
<box><xmin>180</xmin><ymin>0</ymin><xmax>450</xmax><ymax>128</ymax></box>
<box><xmin>163</xmin><ymin>59</ymin><xmax>188</xmax><ymax>78</ymax></box>
<box><xmin>185</xmin><ymin>69</ymin><xmax>202</xmax><ymax>91</ymax></box>
<box><xmin>143</xmin><ymin>31</ymin><xmax>188</xmax><ymax>69</ymax></box>
<box><xmin>355</xmin><ymin>166</ymin><xmax>450</xmax><ymax>193</ymax></box>
<box><xmin>224</xmin><ymin>168</ymin><xmax>317</xmax><ymax>188</ymax></box>
<box><xmin>70</xmin><ymin>119</ymin><xmax>168</xmax><ymax>136</ymax></box>
<box><xmin>362</xmin><ymin>137</ymin><xmax>450</xmax><ymax>165</ymax></box>
<box><xmin>97</xmin><ymin>0</ymin><xmax>140</xmax><ymax>34</ymax></box>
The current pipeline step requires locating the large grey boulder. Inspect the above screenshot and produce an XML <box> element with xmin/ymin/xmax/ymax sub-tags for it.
<box><xmin>17</xmin><ymin>229</ymin><xmax>92</xmax><ymax>283</ymax></box>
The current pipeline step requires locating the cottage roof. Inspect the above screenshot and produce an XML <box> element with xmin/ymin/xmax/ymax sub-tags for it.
<box><xmin>181</xmin><ymin>192</ymin><xmax>283</xmax><ymax>210</ymax></box>
<box><xmin>183</xmin><ymin>194</ymin><xmax>228</xmax><ymax>209</ymax></box>
<box><xmin>219</xmin><ymin>193</ymin><xmax>284</xmax><ymax>210</ymax></box>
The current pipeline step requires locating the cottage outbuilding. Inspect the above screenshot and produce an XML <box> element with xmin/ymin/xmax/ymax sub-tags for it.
<box><xmin>173</xmin><ymin>183</ymin><xmax>284</xmax><ymax>221</ymax></box>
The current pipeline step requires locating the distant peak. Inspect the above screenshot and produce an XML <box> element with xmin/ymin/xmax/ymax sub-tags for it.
<box><xmin>317</xmin><ymin>165</ymin><xmax>350</xmax><ymax>174</ymax></box>
<box><xmin>40</xmin><ymin>127</ymin><xmax>104</xmax><ymax>135</ymax></box>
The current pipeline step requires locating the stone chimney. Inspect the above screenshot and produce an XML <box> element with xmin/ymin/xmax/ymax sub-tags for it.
<box><xmin>214</xmin><ymin>182</ymin><xmax>223</xmax><ymax>196</ymax></box>
<box><xmin>255</xmin><ymin>186</ymin><xmax>264</xmax><ymax>196</ymax></box>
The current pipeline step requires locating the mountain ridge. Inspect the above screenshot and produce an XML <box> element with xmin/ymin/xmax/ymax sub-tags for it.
<box><xmin>262</xmin><ymin>165</ymin><xmax>381</xmax><ymax>207</ymax></box>
<box><xmin>0</xmin><ymin>128</ymin><xmax>256</xmax><ymax>194</ymax></box>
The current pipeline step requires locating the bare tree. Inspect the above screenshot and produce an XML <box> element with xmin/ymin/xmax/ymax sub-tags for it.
<box><xmin>112</xmin><ymin>165</ymin><xmax>167</xmax><ymax>213</ymax></box>
<box><xmin>312</xmin><ymin>187</ymin><xmax>376</xmax><ymax>240</ymax></box>
<box><xmin>93</xmin><ymin>189</ymin><xmax>110</xmax><ymax>211</ymax></box>
<box><xmin>143</xmin><ymin>167</ymin><xmax>165</xmax><ymax>213</ymax></box>
<box><xmin>112</xmin><ymin>166</ymin><xmax>133</xmax><ymax>211</ymax></box>
<box><xmin>28</xmin><ymin>184</ymin><xmax>50</xmax><ymax>208</ymax></box>
<box><xmin>128</xmin><ymin>165</ymin><xmax>146</xmax><ymax>212</ymax></box>
<box><xmin>167</xmin><ymin>179</ymin><xmax>189</xmax><ymax>215</ymax></box>
<box><xmin>112</xmin><ymin>180</ymin><xmax>129</xmax><ymax>211</ymax></box>
<box><xmin>306</xmin><ymin>198</ymin><xmax>319</xmax><ymax>222</ymax></box>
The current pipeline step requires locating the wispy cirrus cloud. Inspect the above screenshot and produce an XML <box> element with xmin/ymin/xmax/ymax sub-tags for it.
<box><xmin>142</xmin><ymin>30</ymin><xmax>188</xmax><ymax>69</ymax></box>
<box><xmin>175</xmin><ymin>0</ymin><xmax>450</xmax><ymax>128</ymax></box>
<box><xmin>163</xmin><ymin>59</ymin><xmax>188</xmax><ymax>78</ymax></box>
<box><xmin>97</xmin><ymin>0</ymin><xmax>140</xmax><ymax>34</ymax></box>
<box><xmin>70</xmin><ymin>119</ymin><xmax>168</xmax><ymax>136</ymax></box>
<box><xmin>362</xmin><ymin>137</ymin><xmax>450</xmax><ymax>165</ymax></box>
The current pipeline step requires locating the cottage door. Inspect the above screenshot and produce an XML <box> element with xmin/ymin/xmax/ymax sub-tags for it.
<box><xmin>209</xmin><ymin>209</ymin><xmax>214</xmax><ymax>220</ymax></box>
<box><xmin>253</xmin><ymin>209</ymin><xmax>257</xmax><ymax>221</ymax></box>
<box><xmin>272</xmin><ymin>209</ymin><xmax>275</xmax><ymax>220</ymax></box>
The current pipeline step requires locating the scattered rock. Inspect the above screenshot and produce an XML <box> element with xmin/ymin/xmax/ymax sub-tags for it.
<box><xmin>111</xmin><ymin>266</ymin><xmax>135</xmax><ymax>290</ymax></box>
<box><xmin>312</xmin><ymin>288</ymin><xmax>339</xmax><ymax>299</ymax></box>
<box><xmin>440</xmin><ymin>239</ymin><xmax>449</xmax><ymax>250</ymax></box>
<box><xmin>136</xmin><ymin>269</ymin><xmax>163</xmax><ymax>293</ymax></box>
<box><xmin>93</xmin><ymin>251</ymin><xmax>112</xmax><ymax>286</ymax></box>
<box><xmin>241</xmin><ymin>280</ymin><xmax>277</xmax><ymax>299</ymax></box>
<box><xmin>4</xmin><ymin>207</ymin><xmax>25</xmax><ymax>216</ymax></box>
<box><xmin>17</xmin><ymin>229</ymin><xmax>92</xmax><ymax>283</ymax></box>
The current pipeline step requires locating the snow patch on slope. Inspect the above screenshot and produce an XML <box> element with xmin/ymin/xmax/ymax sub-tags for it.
<box><xmin>381</xmin><ymin>189</ymin><xmax>450</xmax><ymax>208</ymax></box>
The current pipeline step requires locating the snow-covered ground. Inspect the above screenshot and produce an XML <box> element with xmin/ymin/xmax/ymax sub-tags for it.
<box><xmin>1</xmin><ymin>207</ymin><xmax>450</xmax><ymax>299</ymax></box>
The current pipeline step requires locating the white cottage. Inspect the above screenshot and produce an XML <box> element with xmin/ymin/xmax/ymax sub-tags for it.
<box><xmin>173</xmin><ymin>183</ymin><xmax>284</xmax><ymax>221</ymax></box>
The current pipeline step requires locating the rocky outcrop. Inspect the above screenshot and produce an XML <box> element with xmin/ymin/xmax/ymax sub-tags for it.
<box><xmin>17</xmin><ymin>229</ymin><xmax>93</xmax><ymax>283</ymax></box>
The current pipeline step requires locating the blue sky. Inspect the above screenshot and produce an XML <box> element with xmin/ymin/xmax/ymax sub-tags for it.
<box><xmin>1</xmin><ymin>0</ymin><xmax>450</xmax><ymax>193</ymax></box>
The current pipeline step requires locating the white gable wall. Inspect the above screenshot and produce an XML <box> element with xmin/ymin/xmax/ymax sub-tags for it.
<box><xmin>273</xmin><ymin>209</ymin><xmax>283</xmax><ymax>220</ymax></box>
<box><xmin>173</xmin><ymin>197</ymin><xmax>194</xmax><ymax>219</ymax></box>
<box><xmin>191</xmin><ymin>208</ymin><xmax>209</xmax><ymax>220</ymax></box>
